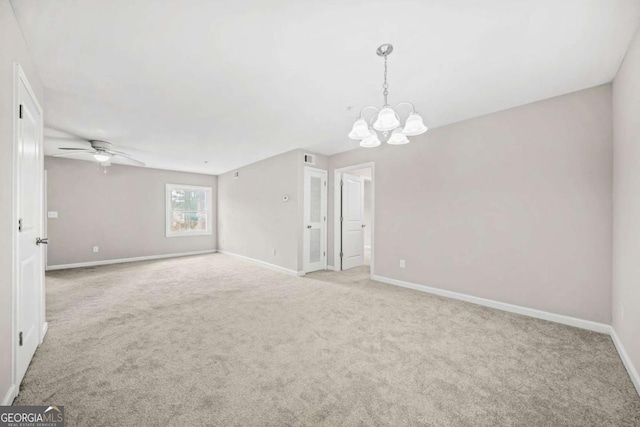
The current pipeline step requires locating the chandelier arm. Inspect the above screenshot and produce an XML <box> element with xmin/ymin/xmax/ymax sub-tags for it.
<box><xmin>393</xmin><ymin>102</ymin><xmax>417</xmax><ymax>113</ymax></box>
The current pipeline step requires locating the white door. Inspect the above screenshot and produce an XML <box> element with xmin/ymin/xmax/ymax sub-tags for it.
<box><xmin>303</xmin><ymin>168</ymin><xmax>327</xmax><ymax>273</ymax></box>
<box><xmin>341</xmin><ymin>173</ymin><xmax>364</xmax><ymax>270</ymax></box>
<box><xmin>16</xmin><ymin>67</ymin><xmax>45</xmax><ymax>386</ymax></box>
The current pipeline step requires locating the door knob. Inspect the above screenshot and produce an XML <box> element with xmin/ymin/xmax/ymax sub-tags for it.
<box><xmin>361</xmin><ymin>224</ymin><xmax>366</xmax><ymax>228</ymax></box>
<box><xmin>307</xmin><ymin>225</ymin><xmax>312</xmax><ymax>229</ymax></box>
<box><xmin>36</xmin><ymin>237</ymin><xmax>48</xmax><ymax>245</ymax></box>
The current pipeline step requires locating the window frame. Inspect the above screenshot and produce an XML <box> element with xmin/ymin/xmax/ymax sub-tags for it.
<box><xmin>165</xmin><ymin>183</ymin><xmax>213</xmax><ymax>237</ymax></box>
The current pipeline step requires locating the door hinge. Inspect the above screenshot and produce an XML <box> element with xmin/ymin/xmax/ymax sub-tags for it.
<box><xmin>19</xmin><ymin>332</ymin><xmax>23</xmax><ymax>346</ymax></box>
<box><xmin>340</xmin><ymin>252</ymin><xmax>343</xmax><ymax>258</ymax></box>
<box><xmin>340</xmin><ymin>216</ymin><xmax>343</xmax><ymax>222</ymax></box>
<box><xmin>18</xmin><ymin>218</ymin><xmax>22</xmax><ymax>232</ymax></box>
<box><xmin>323</xmin><ymin>251</ymin><xmax>326</xmax><ymax>257</ymax></box>
<box><xmin>340</xmin><ymin>180</ymin><xmax>343</xmax><ymax>187</ymax></box>
<box><xmin>324</xmin><ymin>181</ymin><xmax>327</xmax><ymax>187</ymax></box>
<box><xmin>19</xmin><ymin>104</ymin><xmax>23</xmax><ymax>119</ymax></box>
<box><xmin>324</xmin><ymin>216</ymin><xmax>326</xmax><ymax>222</ymax></box>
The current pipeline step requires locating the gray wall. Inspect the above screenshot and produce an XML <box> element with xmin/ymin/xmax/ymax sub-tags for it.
<box><xmin>217</xmin><ymin>149</ymin><xmax>327</xmax><ymax>273</ymax></box>
<box><xmin>218</xmin><ymin>149</ymin><xmax>301</xmax><ymax>272</ymax></box>
<box><xmin>328</xmin><ymin>85</ymin><xmax>613</xmax><ymax>323</ymax></box>
<box><xmin>0</xmin><ymin>0</ymin><xmax>45</xmax><ymax>404</ymax></box>
<box><xmin>612</xmin><ymin>27</ymin><xmax>640</xmax><ymax>387</ymax></box>
<box><xmin>45</xmin><ymin>157</ymin><xmax>217</xmax><ymax>266</ymax></box>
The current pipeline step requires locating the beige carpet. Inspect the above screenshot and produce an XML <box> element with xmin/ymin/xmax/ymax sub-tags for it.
<box><xmin>14</xmin><ymin>254</ymin><xmax>640</xmax><ymax>426</ymax></box>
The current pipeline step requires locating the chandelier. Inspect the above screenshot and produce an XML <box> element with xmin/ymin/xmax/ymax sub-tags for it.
<box><xmin>348</xmin><ymin>44</ymin><xmax>428</xmax><ymax>147</ymax></box>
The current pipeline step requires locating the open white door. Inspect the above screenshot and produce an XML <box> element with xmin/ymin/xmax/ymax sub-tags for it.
<box><xmin>15</xmin><ymin>65</ymin><xmax>45</xmax><ymax>388</ymax></box>
<box><xmin>303</xmin><ymin>168</ymin><xmax>327</xmax><ymax>273</ymax></box>
<box><xmin>340</xmin><ymin>173</ymin><xmax>364</xmax><ymax>270</ymax></box>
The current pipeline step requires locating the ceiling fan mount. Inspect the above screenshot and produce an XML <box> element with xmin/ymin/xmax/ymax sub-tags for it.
<box><xmin>88</xmin><ymin>140</ymin><xmax>112</xmax><ymax>150</ymax></box>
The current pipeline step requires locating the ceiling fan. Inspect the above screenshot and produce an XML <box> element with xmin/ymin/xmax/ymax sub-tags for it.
<box><xmin>53</xmin><ymin>139</ymin><xmax>145</xmax><ymax>166</ymax></box>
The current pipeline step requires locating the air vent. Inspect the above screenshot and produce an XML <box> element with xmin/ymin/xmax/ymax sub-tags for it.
<box><xmin>233</xmin><ymin>171</ymin><xmax>239</xmax><ymax>179</ymax></box>
<box><xmin>303</xmin><ymin>154</ymin><xmax>316</xmax><ymax>165</ymax></box>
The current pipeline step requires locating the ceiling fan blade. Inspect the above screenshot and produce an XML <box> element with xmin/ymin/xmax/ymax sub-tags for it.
<box><xmin>111</xmin><ymin>152</ymin><xmax>145</xmax><ymax>166</ymax></box>
<box><xmin>52</xmin><ymin>150</ymin><xmax>94</xmax><ymax>157</ymax></box>
<box><xmin>108</xmin><ymin>149</ymin><xmax>135</xmax><ymax>157</ymax></box>
<box><xmin>58</xmin><ymin>147</ymin><xmax>91</xmax><ymax>150</ymax></box>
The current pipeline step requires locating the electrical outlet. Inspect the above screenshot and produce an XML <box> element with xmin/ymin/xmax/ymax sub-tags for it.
<box><xmin>400</xmin><ymin>259</ymin><xmax>405</xmax><ymax>268</ymax></box>
<box><xmin>93</xmin><ymin>246</ymin><xmax>99</xmax><ymax>253</ymax></box>
<box><xmin>47</xmin><ymin>211</ymin><xmax>58</xmax><ymax>218</ymax></box>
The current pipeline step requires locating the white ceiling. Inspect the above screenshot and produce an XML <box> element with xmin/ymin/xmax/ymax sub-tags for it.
<box><xmin>11</xmin><ymin>0</ymin><xmax>640</xmax><ymax>175</ymax></box>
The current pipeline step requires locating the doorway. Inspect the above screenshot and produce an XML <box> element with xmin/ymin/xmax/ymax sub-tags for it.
<box><xmin>303</xmin><ymin>167</ymin><xmax>328</xmax><ymax>273</ymax></box>
<box><xmin>333</xmin><ymin>162</ymin><xmax>374</xmax><ymax>275</ymax></box>
<box><xmin>12</xmin><ymin>63</ymin><xmax>46</xmax><ymax>400</ymax></box>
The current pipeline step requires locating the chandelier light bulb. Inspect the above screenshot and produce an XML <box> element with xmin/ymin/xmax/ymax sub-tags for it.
<box><xmin>373</xmin><ymin>107</ymin><xmax>400</xmax><ymax>132</ymax></box>
<box><xmin>387</xmin><ymin>128</ymin><xmax>410</xmax><ymax>145</ymax></box>
<box><xmin>403</xmin><ymin>113</ymin><xmax>428</xmax><ymax>136</ymax></box>
<box><xmin>348</xmin><ymin>117</ymin><xmax>372</xmax><ymax>140</ymax></box>
<box><xmin>360</xmin><ymin>129</ymin><xmax>381</xmax><ymax>148</ymax></box>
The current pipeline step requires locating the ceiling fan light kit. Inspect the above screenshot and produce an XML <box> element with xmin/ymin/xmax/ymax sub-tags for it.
<box><xmin>93</xmin><ymin>153</ymin><xmax>110</xmax><ymax>162</ymax></box>
<box><xmin>349</xmin><ymin>44</ymin><xmax>428</xmax><ymax>147</ymax></box>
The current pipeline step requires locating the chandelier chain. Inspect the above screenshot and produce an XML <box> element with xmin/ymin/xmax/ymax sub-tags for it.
<box><xmin>383</xmin><ymin>54</ymin><xmax>389</xmax><ymax>105</ymax></box>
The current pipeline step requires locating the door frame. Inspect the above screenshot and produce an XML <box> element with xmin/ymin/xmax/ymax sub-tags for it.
<box><xmin>303</xmin><ymin>167</ymin><xmax>328</xmax><ymax>273</ymax></box>
<box><xmin>11</xmin><ymin>63</ymin><xmax>46</xmax><ymax>403</ymax></box>
<box><xmin>333</xmin><ymin>162</ymin><xmax>375</xmax><ymax>276</ymax></box>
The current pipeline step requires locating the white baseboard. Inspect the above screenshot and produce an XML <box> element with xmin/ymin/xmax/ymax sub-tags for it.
<box><xmin>371</xmin><ymin>274</ymin><xmax>611</xmax><ymax>334</ymax></box>
<box><xmin>217</xmin><ymin>250</ymin><xmax>302</xmax><ymax>276</ymax></box>
<box><xmin>46</xmin><ymin>250</ymin><xmax>217</xmax><ymax>271</ymax></box>
<box><xmin>611</xmin><ymin>328</ymin><xmax>640</xmax><ymax>396</ymax></box>
<box><xmin>1</xmin><ymin>384</ymin><xmax>16</xmax><ymax>406</ymax></box>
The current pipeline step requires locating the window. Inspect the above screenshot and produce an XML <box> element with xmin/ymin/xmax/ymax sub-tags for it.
<box><xmin>166</xmin><ymin>184</ymin><xmax>212</xmax><ymax>237</ymax></box>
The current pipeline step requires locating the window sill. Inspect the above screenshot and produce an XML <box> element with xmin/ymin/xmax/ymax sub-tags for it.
<box><xmin>166</xmin><ymin>231</ymin><xmax>213</xmax><ymax>238</ymax></box>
